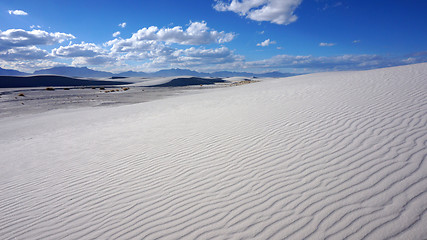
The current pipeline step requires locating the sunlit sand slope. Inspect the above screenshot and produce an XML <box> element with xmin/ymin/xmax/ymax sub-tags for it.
<box><xmin>0</xmin><ymin>63</ymin><xmax>426</xmax><ymax>239</ymax></box>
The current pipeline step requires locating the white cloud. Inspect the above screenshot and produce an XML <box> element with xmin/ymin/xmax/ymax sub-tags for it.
<box><xmin>116</xmin><ymin>21</ymin><xmax>235</xmax><ymax>45</ymax></box>
<box><xmin>118</xmin><ymin>22</ymin><xmax>127</xmax><ymax>28</ymax></box>
<box><xmin>30</xmin><ymin>25</ymin><xmax>41</xmax><ymax>29</ymax></box>
<box><xmin>52</xmin><ymin>42</ymin><xmax>116</xmax><ymax>66</ymax></box>
<box><xmin>0</xmin><ymin>46</ymin><xmax>51</xmax><ymax>61</ymax></box>
<box><xmin>175</xmin><ymin>47</ymin><xmax>242</xmax><ymax>64</ymax></box>
<box><xmin>0</xmin><ymin>59</ymin><xmax>61</xmax><ymax>72</ymax></box>
<box><xmin>72</xmin><ymin>56</ymin><xmax>117</xmax><ymax>66</ymax></box>
<box><xmin>353</xmin><ymin>40</ymin><xmax>361</xmax><ymax>44</ymax></box>
<box><xmin>52</xmin><ymin>42</ymin><xmax>107</xmax><ymax>58</ymax></box>
<box><xmin>8</xmin><ymin>10</ymin><xmax>28</xmax><ymax>16</ymax></box>
<box><xmin>214</xmin><ymin>0</ymin><xmax>302</xmax><ymax>25</ymax></box>
<box><xmin>0</xmin><ymin>29</ymin><xmax>75</xmax><ymax>51</ymax></box>
<box><xmin>139</xmin><ymin>46</ymin><xmax>244</xmax><ymax>71</ymax></box>
<box><xmin>103</xmin><ymin>21</ymin><xmax>238</xmax><ymax>70</ymax></box>
<box><xmin>113</xmin><ymin>31</ymin><xmax>121</xmax><ymax>37</ymax></box>
<box><xmin>106</xmin><ymin>38</ymin><xmax>167</xmax><ymax>56</ymax></box>
<box><xmin>257</xmin><ymin>39</ymin><xmax>276</xmax><ymax>47</ymax></box>
<box><xmin>245</xmin><ymin>54</ymin><xmax>411</xmax><ymax>71</ymax></box>
<box><xmin>319</xmin><ymin>42</ymin><xmax>335</xmax><ymax>47</ymax></box>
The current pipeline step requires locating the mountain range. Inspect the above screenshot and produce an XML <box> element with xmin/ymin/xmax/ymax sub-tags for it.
<box><xmin>0</xmin><ymin>66</ymin><xmax>296</xmax><ymax>78</ymax></box>
<box><xmin>0</xmin><ymin>67</ymin><xmax>28</xmax><ymax>76</ymax></box>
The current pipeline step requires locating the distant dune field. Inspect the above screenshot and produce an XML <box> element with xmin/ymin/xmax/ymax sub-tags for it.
<box><xmin>0</xmin><ymin>63</ymin><xmax>426</xmax><ymax>239</ymax></box>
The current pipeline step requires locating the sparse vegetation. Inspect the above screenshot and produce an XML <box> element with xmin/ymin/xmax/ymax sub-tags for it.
<box><xmin>46</xmin><ymin>87</ymin><xmax>55</xmax><ymax>91</ymax></box>
<box><xmin>63</xmin><ymin>88</ymin><xmax>71</xmax><ymax>90</ymax></box>
<box><xmin>99</xmin><ymin>87</ymin><xmax>105</xmax><ymax>90</ymax></box>
<box><xmin>230</xmin><ymin>80</ymin><xmax>258</xmax><ymax>87</ymax></box>
<box><xmin>18</xmin><ymin>93</ymin><xmax>25</xmax><ymax>97</ymax></box>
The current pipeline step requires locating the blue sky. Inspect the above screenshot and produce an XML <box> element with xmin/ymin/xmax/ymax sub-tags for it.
<box><xmin>1</xmin><ymin>0</ymin><xmax>426</xmax><ymax>73</ymax></box>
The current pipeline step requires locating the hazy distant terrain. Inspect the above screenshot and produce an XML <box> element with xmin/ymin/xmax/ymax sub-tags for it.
<box><xmin>0</xmin><ymin>66</ymin><xmax>296</xmax><ymax>78</ymax></box>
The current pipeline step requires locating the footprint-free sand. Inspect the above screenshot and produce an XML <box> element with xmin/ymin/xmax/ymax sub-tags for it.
<box><xmin>1</xmin><ymin>63</ymin><xmax>426</xmax><ymax>239</ymax></box>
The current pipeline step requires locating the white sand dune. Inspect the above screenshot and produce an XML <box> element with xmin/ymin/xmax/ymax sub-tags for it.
<box><xmin>0</xmin><ymin>63</ymin><xmax>426</xmax><ymax>239</ymax></box>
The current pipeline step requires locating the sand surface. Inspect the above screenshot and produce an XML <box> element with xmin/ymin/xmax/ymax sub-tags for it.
<box><xmin>0</xmin><ymin>63</ymin><xmax>426</xmax><ymax>239</ymax></box>
<box><xmin>0</xmin><ymin>76</ymin><xmax>234</xmax><ymax>118</ymax></box>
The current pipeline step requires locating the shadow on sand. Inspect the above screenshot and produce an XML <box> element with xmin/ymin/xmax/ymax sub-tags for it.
<box><xmin>0</xmin><ymin>75</ymin><xmax>131</xmax><ymax>88</ymax></box>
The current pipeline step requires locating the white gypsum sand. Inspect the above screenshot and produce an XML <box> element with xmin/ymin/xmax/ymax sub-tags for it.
<box><xmin>0</xmin><ymin>63</ymin><xmax>426</xmax><ymax>239</ymax></box>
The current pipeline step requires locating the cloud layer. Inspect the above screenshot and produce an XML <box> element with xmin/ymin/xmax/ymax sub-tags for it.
<box><xmin>0</xmin><ymin>29</ymin><xmax>75</xmax><ymax>51</ymax></box>
<box><xmin>244</xmin><ymin>54</ymin><xmax>419</xmax><ymax>71</ymax></box>
<box><xmin>0</xmin><ymin>22</ymin><xmax>240</xmax><ymax>72</ymax></box>
<box><xmin>113</xmin><ymin>21</ymin><xmax>235</xmax><ymax>45</ymax></box>
<box><xmin>214</xmin><ymin>0</ymin><xmax>303</xmax><ymax>25</ymax></box>
<box><xmin>1</xmin><ymin>21</ymin><xmax>425</xmax><ymax>73</ymax></box>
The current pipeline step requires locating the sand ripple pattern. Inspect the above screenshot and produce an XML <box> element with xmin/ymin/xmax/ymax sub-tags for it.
<box><xmin>1</xmin><ymin>63</ymin><xmax>426</xmax><ymax>239</ymax></box>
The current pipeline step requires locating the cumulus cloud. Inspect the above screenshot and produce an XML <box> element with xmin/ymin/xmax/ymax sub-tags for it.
<box><xmin>119</xmin><ymin>22</ymin><xmax>127</xmax><ymax>28</ymax></box>
<box><xmin>214</xmin><ymin>0</ymin><xmax>302</xmax><ymax>25</ymax></box>
<box><xmin>51</xmin><ymin>42</ymin><xmax>117</xmax><ymax>66</ymax></box>
<box><xmin>8</xmin><ymin>10</ymin><xmax>28</xmax><ymax>15</ymax></box>
<box><xmin>72</xmin><ymin>56</ymin><xmax>117</xmax><ymax>66</ymax></box>
<box><xmin>0</xmin><ymin>46</ymin><xmax>51</xmax><ymax>61</ymax></box>
<box><xmin>113</xmin><ymin>31</ymin><xmax>121</xmax><ymax>37</ymax></box>
<box><xmin>353</xmin><ymin>40</ymin><xmax>361</xmax><ymax>44</ymax></box>
<box><xmin>0</xmin><ymin>29</ymin><xmax>75</xmax><ymax>51</ymax></box>
<box><xmin>174</xmin><ymin>47</ymin><xmax>241</xmax><ymax>64</ymax></box>
<box><xmin>138</xmin><ymin>46</ymin><xmax>244</xmax><ymax>71</ymax></box>
<box><xmin>103</xmin><ymin>21</ymin><xmax>238</xmax><ymax>70</ymax></box>
<box><xmin>257</xmin><ymin>39</ymin><xmax>276</xmax><ymax>47</ymax></box>
<box><xmin>52</xmin><ymin>42</ymin><xmax>107</xmax><ymax>58</ymax></box>
<box><xmin>0</xmin><ymin>59</ymin><xmax>61</xmax><ymax>72</ymax></box>
<box><xmin>112</xmin><ymin>21</ymin><xmax>235</xmax><ymax>46</ymax></box>
<box><xmin>319</xmin><ymin>42</ymin><xmax>335</xmax><ymax>47</ymax></box>
<box><xmin>106</xmin><ymin>38</ymin><xmax>168</xmax><ymax>58</ymax></box>
<box><xmin>30</xmin><ymin>25</ymin><xmax>41</xmax><ymax>29</ymax></box>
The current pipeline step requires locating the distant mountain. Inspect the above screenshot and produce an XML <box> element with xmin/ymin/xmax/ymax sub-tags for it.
<box><xmin>116</xmin><ymin>69</ymin><xmax>296</xmax><ymax>78</ymax></box>
<box><xmin>209</xmin><ymin>71</ymin><xmax>296</xmax><ymax>78</ymax></box>
<box><xmin>29</xmin><ymin>66</ymin><xmax>295</xmax><ymax>78</ymax></box>
<box><xmin>152</xmin><ymin>68</ymin><xmax>204</xmax><ymax>77</ymax></box>
<box><xmin>34</xmin><ymin>66</ymin><xmax>113</xmax><ymax>78</ymax></box>
<box><xmin>254</xmin><ymin>71</ymin><xmax>296</xmax><ymax>78</ymax></box>
<box><xmin>114</xmin><ymin>69</ymin><xmax>204</xmax><ymax>77</ymax></box>
<box><xmin>114</xmin><ymin>71</ymin><xmax>148</xmax><ymax>77</ymax></box>
<box><xmin>0</xmin><ymin>67</ymin><xmax>28</xmax><ymax>76</ymax></box>
<box><xmin>209</xmin><ymin>71</ymin><xmax>253</xmax><ymax>78</ymax></box>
